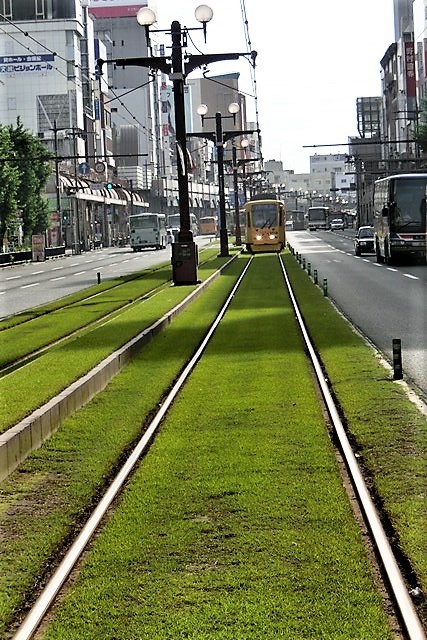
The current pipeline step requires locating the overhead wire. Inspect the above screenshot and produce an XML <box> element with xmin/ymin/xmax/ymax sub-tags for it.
<box><xmin>239</xmin><ymin>0</ymin><xmax>263</xmax><ymax>162</ymax></box>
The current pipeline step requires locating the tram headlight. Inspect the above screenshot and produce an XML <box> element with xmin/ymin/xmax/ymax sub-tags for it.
<box><xmin>269</xmin><ymin>234</ymin><xmax>276</xmax><ymax>240</ymax></box>
<box><xmin>256</xmin><ymin>234</ymin><xmax>262</xmax><ymax>240</ymax></box>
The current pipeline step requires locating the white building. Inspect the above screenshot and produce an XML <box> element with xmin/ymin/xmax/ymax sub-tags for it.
<box><xmin>310</xmin><ymin>153</ymin><xmax>347</xmax><ymax>173</ymax></box>
<box><xmin>0</xmin><ymin>1</ymin><xmax>94</xmax><ymax>161</ymax></box>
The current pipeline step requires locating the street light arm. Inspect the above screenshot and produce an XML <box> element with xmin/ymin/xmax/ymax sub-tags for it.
<box><xmin>222</xmin><ymin>129</ymin><xmax>259</xmax><ymax>143</ymax></box>
<box><xmin>97</xmin><ymin>56</ymin><xmax>171</xmax><ymax>76</ymax></box>
<box><xmin>187</xmin><ymin>131</ymin><xmax>216</xmax><ymax>143</ymax></box>
<box><xmin>184</xmin><ymin>52</ymin><xmax>249</xmax><ymax>76</ymax></box>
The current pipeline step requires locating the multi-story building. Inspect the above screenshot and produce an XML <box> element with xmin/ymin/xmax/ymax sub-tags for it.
<box><xmin>310</xmin><ymin>154</ymin><xmax>347</xmax><ymax>174</ymax></box>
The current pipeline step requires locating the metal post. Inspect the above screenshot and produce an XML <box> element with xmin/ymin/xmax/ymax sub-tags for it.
<box><xmin>216</xmin><ymin>112</ymin><xmax>229</xmax><ymax>257</ymax></box>
<box><xmin>72</xmin><ymin>130</ymin><xmax>81</xmax><ymax>255</ymax></box>
<box><xmin>232</xmin><ymin>144</ymin><xmax>242</xmax><ymax>246</ymax></box>
<box><xmin>53</xmin><ymin>120</ymin><xmax>63</xmax><ymax>244</ymax></box>
<box><xmin>392</xmin><ymin>338</ymin><xmax>403</xmax><ymax>380</ymax></box>
<box><xmin>323</xmin><ymin>278</ymin><xmax>328</xmax><ymax>296</ymax></box>
<box><xmin>170</xmin><ymin>20</ymin><xmax>198</xmax><ymax>283</ymax></box>
<box><xmin>129</xmin><ymin>178</ymin><xmax>134</xmax><ymax>216</ymax></box>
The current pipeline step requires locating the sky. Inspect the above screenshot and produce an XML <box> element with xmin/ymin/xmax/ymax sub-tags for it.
<box><xmin>148</xmin><ymin>0</ymin><xmax>395</xmax><ymax>173</ymax></box>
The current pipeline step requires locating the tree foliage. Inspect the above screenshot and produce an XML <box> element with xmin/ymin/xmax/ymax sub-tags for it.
<box><xmin>0</xmin><ymin>128</ymin><xmax>20</xmax><ymax>249</ymax></box>
<box><xmin>0</xmin><ymin>118</ymin><xmax>52</xmax><ymax>249</ymax></box>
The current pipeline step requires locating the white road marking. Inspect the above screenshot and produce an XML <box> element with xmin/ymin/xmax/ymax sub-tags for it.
<box><xmin>403</xmin><ymin>273</ymin><xmax>419</xmax><ymax>280</ymax></box>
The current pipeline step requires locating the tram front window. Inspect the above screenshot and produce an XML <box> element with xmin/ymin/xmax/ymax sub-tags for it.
<box><xmin>252</xmin><ymin>204</ymin><xmax>277</xmax><ymax>227</ymax></box>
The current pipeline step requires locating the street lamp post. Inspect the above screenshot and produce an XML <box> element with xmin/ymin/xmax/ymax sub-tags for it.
<box><xmin>232</xmin><ymin>144</ymin><xmax>241</xmax><ymax>246</ymax></box>
<box><xmin>97</xmin><ymin>5</ymin><xmax>255</xmax><ymax>284</ymax></box>
<box><xmin>193</xmin><ymin>104</ymin><xmax>257</xmax><ymax>257</ymax></box>
<box><xmin>215</xmin><ymin>110</ymin><xmax>228</xmax><ymax>256</ymax></box>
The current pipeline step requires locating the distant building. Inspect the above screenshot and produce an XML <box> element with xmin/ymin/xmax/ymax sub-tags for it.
<box><xmin>310</xmin><ymin>154</ymin><xmax>347</xmax><ymax>174</ymax></box>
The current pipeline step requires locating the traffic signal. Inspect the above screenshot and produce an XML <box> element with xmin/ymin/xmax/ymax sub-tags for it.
<box><xmin>105</xmin><ymin>182</ymin><xmax>119</xmax><ymax>190</ymax></box>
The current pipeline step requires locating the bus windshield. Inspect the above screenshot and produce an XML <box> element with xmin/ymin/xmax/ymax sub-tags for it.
<box><xmin>251</xmin><ymin>203</ymin><xmax>278</xmax><ymax>227</ymax></box>
<box><xmin>308</xmin><ymin>208</ymin><xmax>328</xmax><ymax>221</ymax></box>
<box><xmin>391</xmin><ymin>178</ymin><xmax>427</xmax><ymax>231</ymax></box>
<box><xmin>130</xmin><ymin>215</ymin><xmax>160</xmax><ymax>229</ymax></box>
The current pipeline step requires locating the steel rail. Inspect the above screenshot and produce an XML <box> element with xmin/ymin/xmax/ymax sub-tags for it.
<box><xmin>12</xmin><ymin>257</ymin><xmax>253</xmax><ymax>640</ymax></box>
<box><xmin>278</xmin><ymin>254</ymin><xmax>426</xmax><ymax>640</ymax></box>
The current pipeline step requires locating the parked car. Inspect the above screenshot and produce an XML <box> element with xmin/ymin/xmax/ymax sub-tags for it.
<box><xmin>354</xmin><ymin>226</ymin><xmax>375</xmax><ymax>255</ymax></box>
<box><xmin>330</xmin><ymin>218</ymin><xmax>345</xmax><ymax>230</ymax></box>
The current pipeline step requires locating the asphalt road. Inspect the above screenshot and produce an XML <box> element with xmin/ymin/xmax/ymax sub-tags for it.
<box><xmin>0</xmin><ymin>237</ymin><xmax>216</xmax><ymax>320</ymax></box>
<box><xmin>287</xmin><ymin>228</ymin><xmax>427</xmax><ymax>398</ymax></box>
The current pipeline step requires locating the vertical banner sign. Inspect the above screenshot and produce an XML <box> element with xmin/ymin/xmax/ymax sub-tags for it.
<box><xmin>404</xmin><ymin>41</ymin><xmax>416</xmax><ymax>97</ymax></box>
<box><xmin>32</xmin><ymin>234</ymin><xmax>45</xmax><ymax>262</ymax></box>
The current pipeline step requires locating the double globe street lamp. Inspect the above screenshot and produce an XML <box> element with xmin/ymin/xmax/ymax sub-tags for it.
<box><xmin>97</xmin><ymin>5</ymin><xmax>255</xmax><ymax>284</ymax></box>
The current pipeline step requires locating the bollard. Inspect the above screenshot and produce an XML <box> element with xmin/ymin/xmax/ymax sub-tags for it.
<box><xmin>392</xmin><ymin>338</ymin><xmax>403</xmax><ymax>380</ymax></box>
<box><xmin>97</xmin><ymin>272</ymin><xmax>101</xmax><ymax>285</ymax></box>
<box><xmin>295</xmin><ymin>251</ymin><xmax>299</xmax><ymax>262</ymax></box>
<box><xmin>313</xmin><ymin>269</ymin><xmax>318</xmax><ymax>285</ymax></box>
<box><xmin>323</xmin><ymin>278</ymin><xmax>328</xmax><ymax>296</ymax></box>
<box><xmin>307</xmin><ymin>262</ymin><xmax>311</xmax><ymax>276</ymax></box>
<box><xmin>302</xmin><ymin>257</ymin><xmax>306</xmax><ymax>270</ymax></box>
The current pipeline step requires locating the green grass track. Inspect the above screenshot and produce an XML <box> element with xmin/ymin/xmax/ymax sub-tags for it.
<box><xmin>8</xmin><ymin>254</ymin><xmax>394</xmax><ymax>638</ymax></box>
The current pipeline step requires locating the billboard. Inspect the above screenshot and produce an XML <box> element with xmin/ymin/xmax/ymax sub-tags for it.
<box><xmin>89</xmin><ymin>0</ymin><xmax>147</xmax><ymax>19</ymax></box>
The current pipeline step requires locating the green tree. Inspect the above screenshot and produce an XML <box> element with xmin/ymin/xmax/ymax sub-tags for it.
<box><xmin>0</xmin><ymin>126</ymin><xmax>20</xmax><ymax>250</ymax></box>
<box><xmin>8</xmin><ymin>118</ymin><xmax>52</xmax><ymax>243</ymax></box>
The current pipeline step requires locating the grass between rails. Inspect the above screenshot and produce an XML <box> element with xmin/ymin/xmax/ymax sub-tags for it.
<box><xmin>0</xmin><ymin>265</ymin><xmax>172</xmax><ymax>369</ymax></box>
<box><xmin>0</xmin><ymin>248</ymin><xmax>219</xmax><ymax>367</ymax></box>
<box><xmin>0</xmin><ymin>260</ymin><xmax>171</xmax><ymax>332</ymax></box>
<box><xmin>0</xmin><ymin>250</ymin><xmax>225</xmax><ymax>433</ymax></box>
<box><xmin>0</xmin><ymin>254</ymin><xmax>249</xmax><ymax>635</ymax></box>
<box><xmin>39</xmin><ymin>254</ymin><xmax>393</xmax><ymax>639</ymax></box>
<box><xmin>283</xmin><ymin>253</ymin><xmax>427</xmax><ymax>606</ymax></box>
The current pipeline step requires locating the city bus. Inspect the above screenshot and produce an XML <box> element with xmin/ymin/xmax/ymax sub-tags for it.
<box><xmin>129</xmin><ymin>213</ymin><xmax>167</xmax><ymax>251</ymax></box>
<box><xmin>199</xmin><ymin>216</ymin><xmax>217</xmax><ymax>235</ymax></box>
<box><xmin>307</xmin><ymin>206</ymin><xmax>330</xmax><ymax>231</ymax></box>
<box><xmin>244</xmin><ymin>195</ymin><xmax>286</xmax><ymax>253</ymax></box>
<box><xmin>167</xmin><ymin>213</ymin><xmax>198</xmax><ymax>237</ymax></box>
<box><xmin>373</xmin><ymin>174</ymin><xmax>427</xmax><ymax>264</ymax></box>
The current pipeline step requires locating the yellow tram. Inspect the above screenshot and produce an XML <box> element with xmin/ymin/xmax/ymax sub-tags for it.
<box><xmin>244</xmin><ymin>195</ymin><xmax>286</xmax><ymax>253</ymax></box>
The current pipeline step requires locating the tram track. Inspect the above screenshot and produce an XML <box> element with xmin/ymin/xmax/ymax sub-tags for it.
<box><xmin>7</xmin><ymin>254</ymin><xmax>426</xmax><ymax>640</ymax></box>
<box><xmin>0</xmin><ymin>280</ymin><xmax>170</xmax><ymax>379</ymax></box>
<box><xmin>0</xmin><ymin>252</ymin><xmax>217</xmax><ymax>378</ymax></box>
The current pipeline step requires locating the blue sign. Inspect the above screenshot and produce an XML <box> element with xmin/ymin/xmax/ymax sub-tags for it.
<box><xmin>78</xmin><ymin>162</ymin><xmax>90</xmax><ymax>175</ymax></box>
<box><xmin>0</xmin><ymin>54</ymin><xmax>54</xmax><ymax>74</ymax></box>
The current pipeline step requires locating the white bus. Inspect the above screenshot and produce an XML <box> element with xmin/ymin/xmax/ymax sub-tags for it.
<box><xmin>167</xmin><ymin>213</ymin><xmax>198</xmax><ymax>237</ymax></box>
<box><xmin>373</xmin><ymin>173</ymin><xmax>427</xmax><ymax>264</ymax></box>
<box><xmin>307</xmin><ymin>206</ymin><xmax>330</xmax><ymax>231</ymax></box>
<box><xmin>129</xmin><ymin>213</ymin><xmax>167</xmax><ymax>251</ymax></box>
